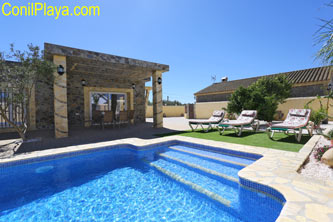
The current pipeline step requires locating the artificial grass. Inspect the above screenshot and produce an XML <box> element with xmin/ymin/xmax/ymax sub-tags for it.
<box><xmin>156</xmin><ymin>129</ymin><xmax>311</xmax><ymax>152</ymax></box>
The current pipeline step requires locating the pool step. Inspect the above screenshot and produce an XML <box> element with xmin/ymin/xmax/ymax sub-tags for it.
<box><xmin>168</xmin><ymin>145</ymin><xmax>255</xmax><ymax>167</ymax></box>
<box><xmin>159</xmin><ymin>151</ymin><xmax>239</xmax><ymax>183</ymax></box>
<box><xmin>148</xmin><ymin>158</ymin><xmax>240</xmax><ymax>208</ymax></box>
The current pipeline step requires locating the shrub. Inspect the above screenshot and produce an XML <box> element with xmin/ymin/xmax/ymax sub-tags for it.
<box><xmin>227</xmin><ymin>75</ymin><xmax>292</xmax><ymax>121</ymax></box>
<box><xmin>304</xmin><ymin>96</ymin><xmax>327</xmax><ymax>127</ymax></box>
<box><xmin>225</xmin><ymin>112</ymin><xmax>236</xmax><ymax>120</ymax></box>
<box><xmin>0</xmin><ymin>44</ymin><xmax>55</xmax><ymax>140</ymax></box>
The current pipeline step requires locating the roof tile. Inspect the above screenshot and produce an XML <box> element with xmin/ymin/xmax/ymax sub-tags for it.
<box><xmin>195</xmin><ymin>66</ymin><xmax>332</xmax><ymax>95</ymax></box>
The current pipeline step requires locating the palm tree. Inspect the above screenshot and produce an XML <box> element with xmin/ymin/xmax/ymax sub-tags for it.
<box><xmin>315</xmin><ymin>2</ymin><xmax>333</xmax><ymax>65</ymax></box>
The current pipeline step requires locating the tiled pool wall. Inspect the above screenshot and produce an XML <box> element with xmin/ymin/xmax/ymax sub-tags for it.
<box><xmin>239</xmin><ymin>177</ymin><xmax>286</xmax><ymax>204</ymax></box>
<box><xmin>0</xmin><ymin>140</ymin><xmax>285</xmax><ymax>205</ymax></box>
<box><xmin>0</xmin><ymin>140</ymin><xmax>262</xmax><ymax>167</ymax></box>
<box><xmin>174</xmin><ymin>140</ymin><xmax>263</xmax><ymax>160</ymax></box>
<box><xmin>0</xmin><ymin>141</ymin><xmax>177</xmax><ymax>168</ymax></box>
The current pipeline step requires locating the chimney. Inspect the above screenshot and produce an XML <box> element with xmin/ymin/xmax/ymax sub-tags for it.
<box><xmin>221</xmin><ymin>77</ymin><xmax>228</xmax><ymax>82</ymax></box>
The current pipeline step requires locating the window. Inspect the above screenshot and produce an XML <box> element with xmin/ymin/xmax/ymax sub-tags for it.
<box><xmin>0</xmin><ymin>88</ymin><xmax>25</xmax><ymax>129</ymax></box>
<box><xmin>90</xmin><ymin>92</ymin><xmax>127</xmax><ymax>118</ymax></box>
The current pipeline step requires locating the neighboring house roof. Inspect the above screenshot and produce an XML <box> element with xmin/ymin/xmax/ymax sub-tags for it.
<box><xmin>195</xmin><ymin>66</ymin><xmax>333</xmax><ymax>95</ymax></box>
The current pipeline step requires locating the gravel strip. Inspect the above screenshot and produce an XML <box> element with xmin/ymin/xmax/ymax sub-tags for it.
<box><xmin>300</xmin><ymin>136</ymin><xmax>333</xmax><ymax>181</ymax></box>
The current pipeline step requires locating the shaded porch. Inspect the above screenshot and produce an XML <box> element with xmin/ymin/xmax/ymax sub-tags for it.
<box><xmin>43</xmin><ymin>43</ymin><xmax>169</xmax><ymax>138</ymax></box>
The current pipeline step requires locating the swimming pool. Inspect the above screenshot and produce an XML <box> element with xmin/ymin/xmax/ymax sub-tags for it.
<box><xmin>0</xmin><ymin>141</ymin><xmax>284</xmax><ymax>221</ymax></box>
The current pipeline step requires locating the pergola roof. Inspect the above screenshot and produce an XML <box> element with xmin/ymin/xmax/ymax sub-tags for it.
<box><xmin>44</xmin><ymin>43</ymin><xmax>169</xmax><ymax>81</ymax></box>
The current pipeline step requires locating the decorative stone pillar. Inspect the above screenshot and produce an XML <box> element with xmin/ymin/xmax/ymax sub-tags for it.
<box><xmin>152</xmin><ymin>70</ymin><xmax>163</xmax><ymax>128</ymax></box>
<box><xmin>145</xmin><ymin>86</ymin><xmax>152</xmax><ymax>107</ymax></box>
<box><xmin>53</xmin><ymin>55</ymin><xmax>68</xmax><ymax>138</ymax></box>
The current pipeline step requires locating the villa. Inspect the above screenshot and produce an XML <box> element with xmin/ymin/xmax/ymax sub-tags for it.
<box><xmin>0</xmin><ymin>45</ymin><xmax>332</xmax><ymax>222</ymax></box>
<box><xmin>1</xmin><ymin>0</ymin><xmax>333</xmax><ymax>221</ymax></box>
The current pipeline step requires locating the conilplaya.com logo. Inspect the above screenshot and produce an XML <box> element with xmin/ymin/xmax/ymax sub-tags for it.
<box><xmin>1</xmin><ymin>1</ymin><xmax>100</xmax><ymax>19</ymax></box>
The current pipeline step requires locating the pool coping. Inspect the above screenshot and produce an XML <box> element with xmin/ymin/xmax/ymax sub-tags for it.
<box><xmin>0</xmin><ymin>134</ymin><xmax>333</xmax><ymax>221</ymax></box>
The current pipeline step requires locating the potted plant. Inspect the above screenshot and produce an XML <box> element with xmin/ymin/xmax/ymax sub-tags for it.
<box><xmin>305</xmin><ymin>96</ymin><xmax>327</xmax><ymax>132</ymax></box>
<box><xmin>322</xmin><ymin>90</ymin><xmax>333</xmax><ymax>124</ymax></box>
<box><xmin>311</xmin><ymin>108</ymin><xmax>327</xmax><ymax>130</ymax></box>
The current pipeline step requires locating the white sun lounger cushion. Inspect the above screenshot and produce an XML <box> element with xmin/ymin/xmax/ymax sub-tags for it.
<box><xmin>189</xmin><ymin>110</ymin><xmax>224</xmax><ymax>124</ymax></box>
<box><xmin>221</xmin><ymin>110</ymin><xmax>257</xmax><ymax>126</ymax></box>
<box><xmin>271</xmin><ymin>109</ymin><xmax>311</xmax><ymax>129</ymax></box>
<box><xmin>289</xmin><ymin>109</ymin><xmax>307</xmax><ymax>117</ymax></box>
<box><xmin>212</xmin><ymin>110</ymin><xmax>224</xmax><ymax>117</ymax></box>
<box><xmin>189</xmin><ymin>117</ymin><xmax>222</xmax><ymax>124</ymax></box>
<box><xmin>241</xmin><ymin>110</ymin><xmax>256</xmax><ymax>117</ymax></box>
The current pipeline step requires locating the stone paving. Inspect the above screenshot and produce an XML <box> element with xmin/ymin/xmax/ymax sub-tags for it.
<box><xmin>146</xmin><ymin>117</ymin><xmax>192</xmax><ymax>131</ymax></box>
<box><xmin>0</xmin><ymin>117</ymin><xmax>333</xmax><ymax>221</ymax></box>
<box><xmin>0</xmin><ymin>121</ymin><xmax>177</xmax><ymax>157</ymax></box>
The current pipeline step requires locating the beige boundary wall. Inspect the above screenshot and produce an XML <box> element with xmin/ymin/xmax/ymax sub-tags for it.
<box><xmin>194</xmin><ymin>101</ymin><xmax>229</xmax><ymax>119</ymax></box>
<box><xmin>146</xmin><ymin>105</ymin><xmax>185</xmax><ymax>118</ymax></box>
<box><xmin>277</xmin><ymin>97</ymin><xmax>333</xmax><ymax>120</ymax></box>
<box><xmin>194</xmin><ymin>97</ymin><xmax>333</xmax><ymax>120</ymax></box>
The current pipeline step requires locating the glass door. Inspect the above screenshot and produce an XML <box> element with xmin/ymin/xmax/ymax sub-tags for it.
<box><xmin>90</xmin><ymin>92</ymin><xmax>127</xmax><ymax>119</ymax></box>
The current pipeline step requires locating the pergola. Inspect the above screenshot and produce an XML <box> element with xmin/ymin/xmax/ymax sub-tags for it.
<box><xmin>44</xmin><ymin>43</ymin><xmax>169</xmax><ymax>138</ymax></box>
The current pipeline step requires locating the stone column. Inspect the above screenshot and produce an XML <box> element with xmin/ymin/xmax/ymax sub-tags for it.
<box><xmin>53</xmin><ymin>55</ymin><xmax>68</xmax><ymax>138</ymax></box>
<box><xmin>145</xmin><ymin>86</ymin><xmax>152</xmax><ymax>108</ymax></box>
<box><xmin>152</xmin><ymin>70</ymin><xmax>163</xmax><ymax>128</ymax></box>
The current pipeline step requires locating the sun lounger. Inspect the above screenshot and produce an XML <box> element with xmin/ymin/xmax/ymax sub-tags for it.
<box><xmin>217</xmin><ymin>110</ymin><xmax>259</xmax><ymax>136</ymax></box>
<box><xmin>266</xmin><ymin>109</ymin><xmax>313</xmax><ymax>142</ymax></box>
<box><xmin>189</xmin><ymin>110</ymin><xmax>225</xmax><ymax>132</ymax></box>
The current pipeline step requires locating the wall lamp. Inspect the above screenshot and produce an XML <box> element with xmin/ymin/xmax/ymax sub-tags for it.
<box><xmin>57</xmin><ymin>65</ymin><xmax>65</xmax><ymax>75</ymax></box>
<box><xmin>132</xmin><ymin>83</ymin><xmax>136</xmax><ymax>89</ymax></box>
<box><xmin>157</xmin><ymin>77</ymin><xmax>162</xmax><ymax>85</ymax></box>
<box><xmin>81</xmin><ymin>79</ymin><xmax>86</xmax><ymax>86</ymax></box>
<box><xmin>328</xmin><ymin>83</ymin><xmax>332</xmax><ymax>91</ymax></box>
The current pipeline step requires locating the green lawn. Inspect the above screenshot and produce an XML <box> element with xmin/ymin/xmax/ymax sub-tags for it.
<box><xmin>156</xmin><ymin>129</ymin><xmax>311</xmax><ymax>152</ymax></box>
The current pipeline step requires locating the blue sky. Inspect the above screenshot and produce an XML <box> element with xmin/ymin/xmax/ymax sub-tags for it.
<box><xmin>0</xmin><ymin>0</ymin><xmax>332</xmax><ymax>103</ymax></box>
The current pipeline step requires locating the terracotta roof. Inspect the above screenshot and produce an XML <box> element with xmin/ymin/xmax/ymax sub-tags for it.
<box><xmin>195</xmin><ymin>66</ymin><xmax>333</xmax><ymax>95</ymax></box>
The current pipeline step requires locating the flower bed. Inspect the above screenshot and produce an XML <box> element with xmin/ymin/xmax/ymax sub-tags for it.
<box><xmin>300</xmin><ymin>136</ymin><xmax>333</xmax><ymax>181</ymax></box>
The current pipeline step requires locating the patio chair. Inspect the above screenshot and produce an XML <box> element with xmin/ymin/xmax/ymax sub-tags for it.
<box><xmin>101</xmin><ymin>111</ymin><xmax>114</xmax><ymax>129</ymax></box>
<box><xmin>91</xmin><ymin>110</ymin><xmax>103</xmax><ymax>128</ymax></box>
<box><xmin>117</xmin><ymin>111</ymin><xmax>129</xmax><ymax>127</ymax></box>
<box><xmin>188</xmin><ymin>110</ymin><xmax>225</xmax><ymax>132</ymax></box>
<box><xmin>128</xmin><ymin>110</ymin><xmax>135</xmax><ymax>124</ymax></box>
<box><xmin>217</xmin><ymin>110</ymin><xmax>259</xmax><ymax>136</ymax></box>
<box><xmin>266</xmin><ymin>109</ymin><xmax>313</xmax><ymax>142</ymax></box>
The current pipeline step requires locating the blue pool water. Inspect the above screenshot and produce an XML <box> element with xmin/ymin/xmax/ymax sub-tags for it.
<box><xmin>0</xmin><ymin>142</ymin><xmax>284</xmax><ymax>221</ymax></box>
